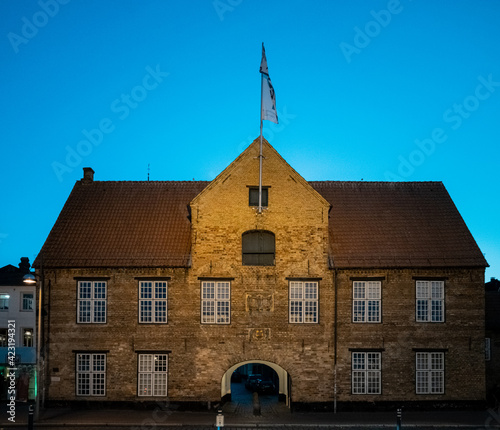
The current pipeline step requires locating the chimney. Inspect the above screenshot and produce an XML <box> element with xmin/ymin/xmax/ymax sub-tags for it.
<box><xmin>19</xmin><ymin>257</ymin><xmax>30</xmax><ymax>274</ymax></box>
<box><xmin>82</xmin><ymin>167</ymin><xmax>95</xmax><ymax>182</ymax></box>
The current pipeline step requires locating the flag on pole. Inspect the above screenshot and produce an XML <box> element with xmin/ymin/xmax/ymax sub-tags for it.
<box><xmin>260</xmin><ymin>43</ymin><xmax>278</xmax><ymax>124</ymax></box>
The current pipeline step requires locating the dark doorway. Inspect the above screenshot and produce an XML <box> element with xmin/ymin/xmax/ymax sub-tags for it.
<box><xmin>227</xmin><ymin>363</ymin><xmax>280</xmax><ymax>414</ymax></box>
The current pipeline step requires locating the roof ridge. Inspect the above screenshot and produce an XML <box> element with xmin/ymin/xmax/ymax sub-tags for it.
<box><xmin>86</xmin><ymin>180</ymin><xmax>210</xmax><ymax>184</ymax></box>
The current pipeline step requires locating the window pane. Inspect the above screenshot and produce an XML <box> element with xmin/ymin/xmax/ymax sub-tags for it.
<box><xmin>217</xmin><ymin>301</ymin><xmax>230</xmax><ymax>323</ymax></box>
<box><xmin>368</xmin><ymin>300</ymin><xmax>380</xmax><ymax>322</ymax></box>
<box><xmin>77</xmin><ymin>374</ymin><xmax>90</xmax><ymax>395</ymax></box>
<box><xmin>92</xmin><ymin>373</ymin><xmax>105</xmax><ymax>395</ymax></box>
<box><xmin>78</xmin><ymin>354</ymin><xmax>90</xmax><ymax>372</ymax></box>
<box><xmin>367</xmin><ymin>282</ymin><xmax>381</xmax><ymax>299</ymax></box>
<box><xmin>155</xmin><ymin>301</ymin><xmax>167</xmax><ymax>322</ymax></box>
<box><xmin>431</xmin><ymin>353</ymin><xmax>444</xmax><ymax>370</ymax></box>
<box><xmin>352</xmin><ymin>371</ymin><xmax>365</xmax><ymax>394</ymax></box>
<box><xmin>94</xmin><ymin>282</ymin><xmax>106</xmax><ymax>299</ymax></box>
<box><xmin>155</xmin><ymin>355</ymin><xmax>168</xmax><ymax>372</ymax></box>
<box><xmin>93</xmin><ymin>354</ymin><xmax>106</xmax><ymax>372</ymax></box>
<box><xmin>431</xmin><ymin>281</ymin><xmax>443</xmax><ymax>299</ymax></box>
<box><xmin>367</xmin><ymin>371</ymin><xmax>381</xmax><ymax>394</ymax></box>
<box><xmin>154</xmin><ymin>373</ymin><xmax>167</xmax><ymax>396</ymax></box>
<box><xmin>290</xmin><ymin>301</ymin><xmax>303</xmax><ymax>323</ymax></box>
<box><xmin>155</xmin><ymin>282</ymin><xmax>167</xmax><ymax>299</ymax></box>
<box><xmin>139</xmin><ymin>355</ymin><xmax>153</xmax><ymax>372</ymax></box>
<box><xmin>305</xmin><ymin>283</ymin><xmax>317</xmax><ymax>299</ymax></box>
<box><xmin>431</xmin><ymin>300</ymin><xmax>443</xmax><ymax>322</ymax></box>
<box><xmin>416</xmin><ymin>371</ymin><xmax>428</xmax><ymax>394</ymax></box>
<box><xmin>93</xmin><ymin>301</ymin><xmax>106</xmax><ymax>323</ymax></box>
<box><xmin>78</xmin><ymin>301</ymin><xmax>91</xmax><ymax>323</ymax></box>
<box><xmin>139</xmin><ymin>373</ymin><xmax>152</xmax><ymax>396</ymax></box>
<box><xmin>352</xmin><ymin>353</ymin><xmax>365</xmax><ymax>370</ymax></box>
<box><xmin>140</xmin><ymin>282</ymin><xmax>152</xmax><ymax>299</ymax></box>
<box><xmin>202</xmin><ymin>301</ymin><xmax>215</xmax><ymax>323</ymax></box>
<box><xmin>202</xmin><ymin>283</ymin><xmax>215</xmax><ymax>299</ymax></box>
<box><xmin>0</xmin><ymin>294</ymin><xmax>9</xmax><ymax>310</ymax></box>
<box><xmin>416</xmin><ymin>300</ymin><xmax>428</xmax><ymax>322</ymax></box>
<box><xmin>22</xmin><ymin>293</ymin><xmax>34</xmax><ymax>310</ymax></box>
<box><xmin>416</xmin><ymin>281</ymin><xmax>429</xmax><ymax>299</ymax></box>
<box><xmin>290</xmin><ymin>283</ymin><xmax>303</xmax><ymax>299</ymax></box>
<box><xmin>353</xmin><ymin>300</ymin><xmax>365</xmax><ymax>322</ymax></box>
<box><xmin>431</xmin><ymin>371</ymin><xmax>444</xmax><ymax>393</ymax></box>
<box><xmin>140</xmin><ymin>300</ymin><xmax>152</xmax><ymax>322</ymax></box>
<box><xmin>79</xmin><ymin>282</ymin><xmax>92</xmax><ymax>299</ymax></box>
<box><xmin>304</xmin><ymin>301</ymin><xmax>317</xmax><ymax>323</ymax></box>
<box><xmin>353</xmin><ymin>282</ymin><xmax>365</xmax><ymax>299</ymax></box>
<box><xmin>367</xmin><ymin>353</ymin><xmax>380</xmax><ymax>370</ymax></box>
<box><xmin>217</xmin><ymin>283</ymin><xmax>230</xmax><ymax>299</ymax></box>
<box><xmin>23</xmin><ymin>328</ymin><xmax>34</xmax><ymax>347</ymax></box>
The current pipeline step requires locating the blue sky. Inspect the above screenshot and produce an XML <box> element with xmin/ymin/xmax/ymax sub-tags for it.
<box><xmin>1</xmin><ymin>0</ymin><xmax>499</xmax><ymax>279</ymax></box>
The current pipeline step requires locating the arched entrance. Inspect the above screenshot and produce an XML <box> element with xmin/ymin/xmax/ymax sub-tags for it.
<box><xmin>221</xmin><ymin>360</ymin><xmax>291</xmax><ymax>407</ymax></box>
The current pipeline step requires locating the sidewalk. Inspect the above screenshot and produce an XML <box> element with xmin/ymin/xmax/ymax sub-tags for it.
<box><xmin>2</xmin><ymin>402</ymin><xmax>500</xmax><ymax>429</ymax></box>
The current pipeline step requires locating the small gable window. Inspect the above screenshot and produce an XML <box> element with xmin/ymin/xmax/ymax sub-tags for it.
<box><xmin>249</xmin><ymin>187</ymin><xmax>268</xmax><ymax>207</ymax></box>
<box><xmin>242</xmin><ymin>230</ymin><xmax>275</xmax><ymax>266</ymax></box>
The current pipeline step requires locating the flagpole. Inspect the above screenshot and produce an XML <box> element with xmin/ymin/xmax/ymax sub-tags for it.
<box><xmin>259</xmin><ymin>69</ymin><xmax>264</xmax><ymax>214</ymax></box>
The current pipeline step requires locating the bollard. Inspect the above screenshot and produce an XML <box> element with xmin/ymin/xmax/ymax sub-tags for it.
<box><xmin>28</xmin><ymin>404</ymin><xmax>34</xmax><ymax>430</ymax></box>
<box><xmin>252</xmin><ymin>392</ymin><xmax>261</xmax><ymax>416</ymax></box>
<box><xmin>396</xmin><ymin>407</ymin><xmax>402</xmax><ymax>430</ymax></box>
<box><xmin>216</xmin><ymin>409</ymin><xmax>224</xmax><ymax>430</ymax></box>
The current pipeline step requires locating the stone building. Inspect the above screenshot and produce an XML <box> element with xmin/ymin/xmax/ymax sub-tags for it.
<box><xmin>0</xmin><ymin>257</ymin><xmax>36</xmax><ymax>401</ymax></box>
<box><xmin>35</xmin><ymin>139</ymin><xmax>487</xmax><ymax>409</ymax></box>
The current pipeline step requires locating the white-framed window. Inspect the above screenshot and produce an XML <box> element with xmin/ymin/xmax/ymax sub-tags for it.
<box><xmin>0</xmin><ymin>293</ymin><xmax>9</xmax><ymax>310</ymax></box>
<box><xmin>21</xmin><ymin>293</ymin><xmax>34</xmax><ymax>311</ymax></box>
<box><xmin>486</xmin><ymin>338</ymin><xmax>491</xmax><ymax>361</ymax></box>
<box><xmin>138</xmin><ymin>354</ymin><xmax>168</xmax><ymax>396</ymax></box>
<box><xmin>353</xmin><ymin>281</ymin><xmax>381</xmax><ymax>323</ymax></box>
<box><xmin>201</xmin><ymin>281</ymin><xmax>230</xmax><ymax>324</ymax></box>
<box><xmin>23</xmin><ymin>328</ymin><xmax>34</xmax><ymax>347</ymax></box>
<box><xmin>76</xmin><ymin>353</ymin><xmax>106</xmax><ymax>396</ymax></box>
<box><xmin>351</xmin><ymin>352</ymin><xmax>381</xmax><ymax>394</ymax></box>
<box><xmin>139</xmin><ymin>281</ymin><xmax>168</xmax><ymax>323</ymax></box>
<box><xmin>77</xmin><ymin>281</ymin><xmax>107</xmax><ymax>323</ymax></box>
<box><xmin>289</xmin><ymin>281</ymin><xmax>319</xmax><ymax>323</ymax></box>
<box><xmin>416</xmin><ymin>352</ymin><xmax>444</xmax><ymax>394</ymax></box>
<box><xmin>416</xmin><ymin>280</ymin><xmax>444</xmax><ymax>322</ymax></box>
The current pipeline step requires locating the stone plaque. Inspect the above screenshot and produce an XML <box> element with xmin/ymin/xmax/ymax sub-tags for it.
<box><xmin>246</xmin><ymin>294</ymin><xmax>274</xmax><ymax>312</ymax></box>
<box><xmin>249</xmin><ymin>328</ymin><xmax>271</xmax><ymax>341</ymax></box>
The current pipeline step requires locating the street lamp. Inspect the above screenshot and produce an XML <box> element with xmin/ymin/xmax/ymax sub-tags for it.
<box><xmin>23</xmin><ymin>270</ymin><xmax>42</xmax><ymax>421</ymax></box>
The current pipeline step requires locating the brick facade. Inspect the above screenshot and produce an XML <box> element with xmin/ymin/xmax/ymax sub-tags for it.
<box><xmin>38</xmin><ymin>139</ymin><xmax>487</xmax><ymax>409</ymax></box>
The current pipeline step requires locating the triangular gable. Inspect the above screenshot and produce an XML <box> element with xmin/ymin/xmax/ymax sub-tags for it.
<box><xmin>191</xmin><ymin>137</ymin><xmax>330</xmax><ymax>209</ymax></box>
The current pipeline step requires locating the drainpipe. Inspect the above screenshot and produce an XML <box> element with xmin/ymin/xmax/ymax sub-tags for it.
<box><xmin>333</xmin><ymin>267</ymin><xmax>338</xmax><ymax>414</ymax></box>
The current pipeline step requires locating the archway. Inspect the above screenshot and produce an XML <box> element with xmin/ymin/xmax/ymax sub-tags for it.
<box><xmin>221</xmin><ymin>360</ymin><xmax>291</xmax><ymax>406</ymax></box>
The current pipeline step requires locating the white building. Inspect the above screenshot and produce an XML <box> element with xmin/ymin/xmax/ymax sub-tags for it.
<box><xmin>0</xmin><ymin>257</ymin><xmax>36</xmax><ymax>401</ymax></box>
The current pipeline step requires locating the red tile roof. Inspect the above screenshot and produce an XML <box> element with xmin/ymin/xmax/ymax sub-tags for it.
<box><xmin>310</xmin><ymin>181</ymin><xmax>487</xmax><ymax>268</ymax></box>
<box><xmin>38</xmin><ymin>181</ymin><xmax>208</xmax><ymax>268</ymax></box>
<box><xmin>37</xmin><ymin>179</ymin><xmax>487</xmax><ymax>269</ymax></box>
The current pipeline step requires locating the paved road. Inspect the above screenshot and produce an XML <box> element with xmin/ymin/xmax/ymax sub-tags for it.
<box><xmin>35</xmin><ymin>426</ymin><xmax>500</xmax><ymax>430</ymax></box>
<box><xmin>2</xmin><ymin>383</ymin><xmax>500</xmax><ymax>429</ymax></box>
